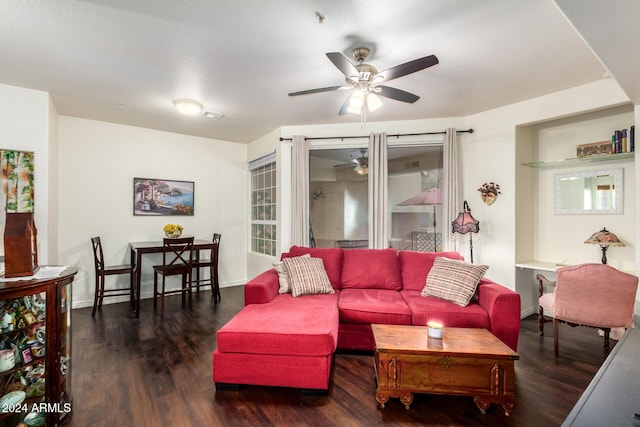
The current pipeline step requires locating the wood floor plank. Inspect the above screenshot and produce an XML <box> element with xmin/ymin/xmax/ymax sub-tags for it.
<box><xmin>69</xmin><ymin>285</ymin><xmax>611</xmax><ymax>427</ymax></box>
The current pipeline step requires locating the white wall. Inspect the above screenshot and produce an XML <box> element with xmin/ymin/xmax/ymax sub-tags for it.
<box><xmin>58</xmin><ymin>117</ymin><xmax>248</xmax><ymax>308</ymax></box>
<box><xmin>0</xmin><ymin>83</ymin><xmax>54</xmax><ymax>264</ymax></box>
<box><xmin>463</xmin><ymin>79</ymin><xmax>638</xmax><ymax>319</ymax></box>
<box><xmin>532</xmin><ymin>106</ymin><xmax>635</xmax><ymax>270</ymax></box>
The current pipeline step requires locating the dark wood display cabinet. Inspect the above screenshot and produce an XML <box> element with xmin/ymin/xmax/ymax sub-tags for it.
<box><xmin>0</xmin><ymin>267</ymin><xmax>77</xmax><ymax>427</ymax></box>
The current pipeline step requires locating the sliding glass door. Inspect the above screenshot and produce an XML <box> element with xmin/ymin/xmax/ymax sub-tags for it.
<box><xmin>309</xmin><ymin>141</ymin><xmax>443</xmax><ymax>250</ymax></box>
<box><xmin>388</xmin><ymin>145</ymin><xmax>443</xmax><ymax>251</ymax></box>
<box><xmin>309</xmin><ymin>147</ymin><xmax>369</xmax><ymax>248</ymax></box>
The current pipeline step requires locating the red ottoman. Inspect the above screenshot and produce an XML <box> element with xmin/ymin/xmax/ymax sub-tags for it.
<box><xmin>213</xmin><ymin>293</ymin><xmax>339</xmax><ymax>392</ymax></box>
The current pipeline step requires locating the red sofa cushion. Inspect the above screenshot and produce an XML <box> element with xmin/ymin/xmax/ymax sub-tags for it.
<box><xmin>286</xmin><ymin>246</ymin><xmax>344</xmax><ymax>290</ymax></box>
<box><xmin>399</xmin><ymin>250</ymin><xmax>465</xmax><ymax>291</ymax></box>
<box><xmin>341</xmin><ymin>248</ymin><xmax>402</xmax><ymax>290</ymax></box>
<box><xmin>401</xmin><ymin>290</ymin><xmax>490</xmax><ymax>328</ymax></box>
<box><xmin>217</xmin><ymin>293</ymin><xmax>339</xmax><ymax>357</ymax></box>
<box><xmin>339</xmin><ymin>289</ymin><xmax>411</xmax><ymax>325</ymax></box>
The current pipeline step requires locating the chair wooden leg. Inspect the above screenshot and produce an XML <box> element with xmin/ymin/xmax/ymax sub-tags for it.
<box><xmin>603</xmin><ymin>328</ymin><xmax>611</xmax><ymax>352</ymax></box>
<box><xmin>153</xmin><ymin>272</ymin><xmax>158</xmax><ymax>310</ymax></box>
<box><xmin>160</xmin><ymin>276</ymin><xmax>166</xmax><ymax>317</ymax></box>
<box><xmin>553</xmin><ymin>318</ymin><xmax>559</xmax><ymax>357</ymax></box>
<box><xmin>538</xmin><ymin>306</ymin><xmax>545</xmax><ymax>336</ymax></box>
<box><xmin>98</xmin><ymin>275</ymin><xmax>107</xmax><ymax>310</ymax></box>
<box><xmin>187</xmin><ymin>273</ymin><xmax>193</xmax><ymax>311</ymax></box>
<box><xmin>214</xmin><ymin>263</ymin><xmax>221</xmax><ymax>304</ymax></box>
<box><xmin>129</xmin><ymin>271</ymin><xmax>135</xmax><ymax>311</ymax></box>
<box><xmin>181</xmin><ymin>275</ymin><xmax>186</xmax><ymax>306</ymax></box>
<box><xmin>91</xmin><ymin>274</ymin><xmax>101</xmax><ymax>316</ymax></box>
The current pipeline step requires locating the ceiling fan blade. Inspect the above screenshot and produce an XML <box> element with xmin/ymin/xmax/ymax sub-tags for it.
<box><xmin>377</xmin><ymin>86</ymin><xmax>420</xmax><ymax>103</ymax></box>
<box><xmin>374</xmin><ymin>54</ymin><xmax>439</xmax><ymax>82</ymax></box>
<box><xmin>338</xmin><ymin>94</ymin><xmax>352</xmax><ymax>115</ymax></box>
<box><xmin>326</xmin><ymin>52</ymin><xmax>359</xmax><ymax>78</ymax></box>
<box><xmin>288</xmin><ymin>85</ymin><xmax>343</xmax><ymax>96</ymax></box>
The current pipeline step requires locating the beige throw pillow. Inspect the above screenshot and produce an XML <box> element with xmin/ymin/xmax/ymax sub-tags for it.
<box><xmin>283</xmin><ymin>256</ymin><xmax>335</xmax><ymax>298</ymax></box>
<box><xmin>421</xmin><ymin>257</ymin><xmax>488</xmax><ymax>306</ymax></box>
<box><xmin>274</xmin><ymin>254</ymin><xmax>310</xmax><ymax>294</ymax></box>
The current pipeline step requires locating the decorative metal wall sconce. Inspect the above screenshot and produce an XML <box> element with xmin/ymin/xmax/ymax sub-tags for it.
<box><xmin>478</xmin><ymin>182</ymin><xmax>501</xmax><ymax>205</ymax></box>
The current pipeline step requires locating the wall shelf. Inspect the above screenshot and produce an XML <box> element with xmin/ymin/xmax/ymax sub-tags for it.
<box><xmin>521</xmin><ymin>151</ymin><xmax>634</xmax><ymax>169</ymax></box>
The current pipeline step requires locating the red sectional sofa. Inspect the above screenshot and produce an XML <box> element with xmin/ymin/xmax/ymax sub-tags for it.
<box><xmin>213</xmin><ymin>247</ymin><xmax>521</xmax><ymax>393</ymax></box>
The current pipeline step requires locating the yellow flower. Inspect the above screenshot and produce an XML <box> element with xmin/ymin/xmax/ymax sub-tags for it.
<box><xmin>163</xmin><ymin>223</ymin><xmax>183</xmax><ymax>233</ymax></box>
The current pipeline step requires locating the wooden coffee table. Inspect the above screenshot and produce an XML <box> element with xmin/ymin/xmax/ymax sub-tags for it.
<box><xmin>372</xmin><ymin>324</ymin><xmax>519</xmax><ymax>415</ymax></box>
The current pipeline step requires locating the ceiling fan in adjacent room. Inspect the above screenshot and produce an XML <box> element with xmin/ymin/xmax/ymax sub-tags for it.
<box><xmin>288</xmin><ymin>47</ymin><xmax>439</xmax><ymax>117</ymax></box>
<box><xmin>334</xmin><ymin>149</ymin><xmax>369</xmax><ymax>175</ymax></box>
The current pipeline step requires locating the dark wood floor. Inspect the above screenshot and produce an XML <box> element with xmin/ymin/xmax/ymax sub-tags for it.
<box><xmin>69</xmin><ymin>286</ymin><xmax>611</xmax><ymax>427</ymax></box>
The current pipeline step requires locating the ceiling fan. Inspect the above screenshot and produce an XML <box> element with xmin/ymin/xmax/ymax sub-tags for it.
<box><xmin>334</xmin><ymin>149</ymin><xmax>369</xmax><ymax>175</ymax></box>
<box><xmin>288</xmin><ymin>47</ymin><xmax>439</xmax><ymax>116</ymax></box>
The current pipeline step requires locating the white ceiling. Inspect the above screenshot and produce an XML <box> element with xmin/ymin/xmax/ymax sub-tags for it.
<box><xmin>0</xmin><ymin>1</ymin><xmax>636</xmax><ymax>143</ymax></box>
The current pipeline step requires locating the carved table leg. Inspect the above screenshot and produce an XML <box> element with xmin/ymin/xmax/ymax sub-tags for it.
<box><xmin>376</xmin><ymin>390</ymin><xmax>389</xmax><ymax>409</ymax></box>
<box><xmin>474</xmin><ymin>397</ymin><xmax>491</xmax><ymax>414</ymax></box>
<box><xmin>399</xmin><ymin>392</ymin><xmax>414</xmax><ymax>410</ymax></box>
<box><xmin>502</xmin><ymin>399</ymin><xmax>516</xmax><ymax>416</ymax></box>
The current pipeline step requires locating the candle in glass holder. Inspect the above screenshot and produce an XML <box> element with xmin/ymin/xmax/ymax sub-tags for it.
<box><xmin>427</xmin><ymin>321</ymin><xmax>443</xmax><ymax>339</ymax></box>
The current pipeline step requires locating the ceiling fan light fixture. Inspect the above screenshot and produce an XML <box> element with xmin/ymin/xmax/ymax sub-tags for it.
<box><xmin>348</xmin><ymin>90</ymin><xmax>365</xmax><ymax>112</ymax></box>
<box><xmin>354</xmin><ymin>164</ymin><xmax>368</xmax><ymax>175</ymax></box>
<box><xmin>173</xmin><ymin>98</ymin><xmax>204</xmax><ymax>115</ymax></box>
<box><xmin>367</xmin><ymin>93</ymin><xmax>383</xmax><ymax>112</ymax></box>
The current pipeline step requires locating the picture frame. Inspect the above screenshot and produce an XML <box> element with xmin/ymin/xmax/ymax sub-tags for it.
<box><xmin>20</xmin><ymin>346</ymin><xmax>32</xmax><ymax>364</ymax></box>
<box><xmin>133</xmin><ymin>178</ymin><xmax>194</xmax><ymax>216</ymax></box>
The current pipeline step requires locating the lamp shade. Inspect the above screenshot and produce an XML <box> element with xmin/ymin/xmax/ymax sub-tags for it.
<box><xmin>451</xmin><ymin>200</ymin><xmax>479</xmax><ymax>263</ymax></box>
<box><xmin>584</xmin><ymin>227</ymin><xmax>624</xmax><ymax>247</ymax></box>
<box><xmin>451</xmin><ymin>201</ymin><xmax>479</xmax><ymax>234</ymax></box>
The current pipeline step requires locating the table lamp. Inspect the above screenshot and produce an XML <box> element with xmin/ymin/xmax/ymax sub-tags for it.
<box><xmin>584</xmin><ymin>227</ymin><xmax>624</xmax><ymax>264</ymax></box>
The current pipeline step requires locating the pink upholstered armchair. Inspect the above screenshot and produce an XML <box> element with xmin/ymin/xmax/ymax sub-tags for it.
<box><xmin>537</xmin><ymin>263</ymin><xmax>638</xmax><ymax>357</ymax></box>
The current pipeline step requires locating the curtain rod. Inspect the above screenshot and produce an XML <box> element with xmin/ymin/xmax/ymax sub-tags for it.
<box><xmin>279</xmin><ymin>128</ymin><xmax>473</xmax><ymax>142</ymax></box>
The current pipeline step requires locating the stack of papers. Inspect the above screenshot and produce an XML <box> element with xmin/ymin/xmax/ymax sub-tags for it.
<box><xmin>0</xmin><ymin>266</ymin><xmax>69</xmax><ymax>282</ymax></box>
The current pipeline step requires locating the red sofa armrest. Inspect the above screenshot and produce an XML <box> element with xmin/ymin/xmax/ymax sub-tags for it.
<box><xmin>244</xmin><ymin>269</ymin><xmax>279</xmax><ymax>305</ymax></box>
<box><xmin>476</xmin><ymin>278</ymin><xmax>521</xmax><ymax>351</ymax></box>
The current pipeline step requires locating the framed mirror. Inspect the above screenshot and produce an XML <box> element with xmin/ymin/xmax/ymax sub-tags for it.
<box><xmin>555</xmin><ymin>168</ymin><xmax>623</xmax><ymax>215</ymax></box>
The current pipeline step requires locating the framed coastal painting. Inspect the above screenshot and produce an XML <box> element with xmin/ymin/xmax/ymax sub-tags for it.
<box><xmin>133</xmin><ymin>178</ymin><xmax>194</xmax><ymax>216</ymax></box>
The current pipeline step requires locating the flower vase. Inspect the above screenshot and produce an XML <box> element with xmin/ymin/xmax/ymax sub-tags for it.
<box><xmin>165</xmin><ymin>230</ymin><xmax>182</xmax><ymax>238</ymax></box>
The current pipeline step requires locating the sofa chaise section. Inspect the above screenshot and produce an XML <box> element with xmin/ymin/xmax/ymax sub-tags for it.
<box><xmin>213</xmin><ymin>293</ymin><xmax>339</xmax><ymax>391</ymax></box>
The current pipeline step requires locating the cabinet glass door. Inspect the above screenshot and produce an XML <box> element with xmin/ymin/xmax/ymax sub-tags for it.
<box><xmin>0</xmin><ymin>290</ymin><xmax>47</xmax><ymax>426</ymax></box>
<box><xmin>57</xmin><ymin>281</ymin><xmax>72</xmax><ymax>424</ymax></box>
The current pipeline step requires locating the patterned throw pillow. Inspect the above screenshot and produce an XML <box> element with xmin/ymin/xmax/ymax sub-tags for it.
<box><xmin>274</xmin><ymin>254</ymin><xmax>310</xmax><ymax>294</ymax></box>
<box><xmin>283</xmin><ymin>256</ymin><xmax>335</xmax><ymax>298</ymax></box>
<box><xmin>421</xmin><ymin>257</ymin><xmax>488</xmax><ymax>306</ymax></box>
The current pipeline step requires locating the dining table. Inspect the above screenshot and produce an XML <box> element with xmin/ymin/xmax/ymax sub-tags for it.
<box><xmin>129</xmin><ymin>238</ymin><xmax>215</xmax><ymax>317</ymax></box>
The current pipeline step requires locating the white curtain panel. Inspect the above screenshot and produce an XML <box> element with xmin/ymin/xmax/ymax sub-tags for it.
<box><xmin>291</xmin><ymin>135</ymin><xmax>309</xmax><ymax>246</ymax></box>
<box><xmin>442</xmin><ymin>128</ymin><xmax>459</xmax><ymax>252</ymax></box>
<box><xmin>368</xmin><ymin>132</ymin><xmax>389</xmax><ymax>249</ymax></box>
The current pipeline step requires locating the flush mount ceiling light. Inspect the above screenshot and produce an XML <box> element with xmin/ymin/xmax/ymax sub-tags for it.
<box><xmin>173</xmin><ymin>98</ymin><xmax>204</xmax><ymax>115</ymax></box>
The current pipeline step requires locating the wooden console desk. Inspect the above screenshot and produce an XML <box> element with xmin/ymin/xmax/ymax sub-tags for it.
<box><xmin>563</xmin><ymin>328</ymin><xmax>640</xmax><ymax>426</ymax></box>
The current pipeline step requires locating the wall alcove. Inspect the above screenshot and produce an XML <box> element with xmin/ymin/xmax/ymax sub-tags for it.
<box><xmin>514</xmin><ymin>104</ymin><xmax>636</xmax><ymax>317</ymax></box>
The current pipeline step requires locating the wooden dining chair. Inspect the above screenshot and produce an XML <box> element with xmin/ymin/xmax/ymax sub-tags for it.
<box><xmin>192</xmin><ymin>233</ymin><xmax>222</xmax><ymax>303</ymax></box>
<box><xmin>153</xmin><ymin>236</ymin><xmax>195</xmax><ymax>317</ymax></box>
<box><xmin>90</xmin><ymin>236</ymin><xmax>134</xmax><ymax>316</ymax></box>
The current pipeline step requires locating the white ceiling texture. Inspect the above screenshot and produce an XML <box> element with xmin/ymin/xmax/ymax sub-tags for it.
<box><xmin>0</xmin><ymin>1</ymin><xmax>637</xmax><ymax>143</ymax></box>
